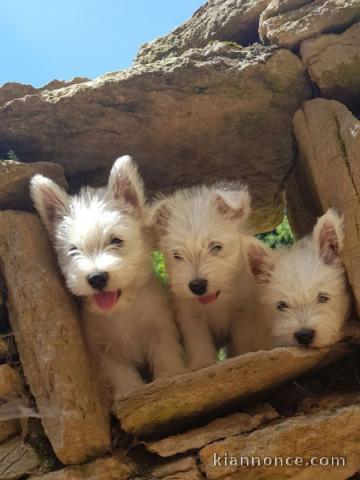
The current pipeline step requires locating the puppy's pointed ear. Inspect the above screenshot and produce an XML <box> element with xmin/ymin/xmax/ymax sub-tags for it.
<box><xmin>313</xmin><ymin>208</ymin><xmax>344</xmax><ymax>265</ymax></box>
<box><xmin>30</xmin><ymin>174</ymin><xmax>69</xmax><ymax>235</ymax></box>
<box><xmin>246</xmin><ymin>238</ymin><xmax>274</xmax><ymax>284</ymax></box>
<box><xmin>108</xmin><ymin>156</ymin><xmax>145</xmax><ymax>215</ymax></box>
<box><xmin>213</xmin><ymin>186</ymin><xmax>250</xmax><ymax>222</ymax></box>
<box><xmin>146</xmin><ymin>197</ymin><xmax>171</xmax><ymax>230</ymax></box>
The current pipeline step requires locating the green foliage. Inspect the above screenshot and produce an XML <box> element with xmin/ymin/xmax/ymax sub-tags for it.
<box><xmin>257</xmin><ymin>215</ymin><xmax>294</xmax><ymax>249</ymax></box>
<box><xmin>0</xmin><ymin>151</ymin><xmax>19</xmax><ymax>163</ymax></box>
<box><xmin>153</xmin><ymin>251</ymin><xmax>167</xmax><ymax>284</ymax></box>
<box><xmin>6</xmin><ymin>150</ymin><xmax>19</xmax><ymax>161</ymax></box>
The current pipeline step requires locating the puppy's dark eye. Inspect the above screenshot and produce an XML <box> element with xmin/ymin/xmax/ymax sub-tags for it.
<box><xmin>110</xmin><ymin>237</ymin><xmax>123</xmax><ymax>246</ymax></box>
<box><xmin>318</xmin><ymin>293</ymin><xmax>330</xmax><ymax>303</ymax></box>
<box><xmin>173</xmin><ymin>252</ymin><xmax>183</xmax><ymax>261</ymax></box>
<box><xmin>209</xmin><ymin>243</ymin><xmax>223</xmax><ymax>255</ymax></box>
<box><xmin>276</xmin><ymin>301</ymin><xmax>289</xmax><ymax>311</ymax></box>
<box><xmin>69</xmin><ymin>246</ymin><xmax>77</xmax><ymax>257</ymax></box>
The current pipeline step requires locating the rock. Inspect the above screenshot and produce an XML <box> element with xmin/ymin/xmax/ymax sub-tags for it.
<box><xmin>300</xmin><ymin>22</ymin><xmax>360</xmax><ymax>112</ymax></box>
<box><xmin>144</xmin><ymin>403</ymin><xmax>278</xmax><ymax>457</ymax></box>
<box><xmin>0</xmin><ymin>420</ymin><xmax>21</xmax><ymax>445</ymax></box>
<box><xmin>28</xmin><ymin>456</ymin><xmax>134</xmax><ymax>480</ymax></box>
<box><xmin>0</xmin><ymin>211</ymin><xmax>110</xmax><ymax>464</ymax></box>
<box><xmin>135</xmin><ymin>0</ymin><xmax>272</xmax><ymax>65</ymax></box>
<box><xmin>0</xmin><ymin>160</ymin><xmax>67</xmax><ymax>211</ymax></box>
<box><xmin>200</xmin><ymin>404</ymin><xmax>360</xmax><ymax>479</ymax></box>
<box><xmin>290</xmin><ymin>98</ymin><xmax>360</xmax><ymax>314</ymax></box>
<box><xmin>0</xmin><ymin>44</ymin><xmax>310</xmax><ymax>233</ymax></box>
<box><xmin>150</xmin><ymin>457</ymin><xmax>202</xmax><ymax>480</ymax></box>
<box><xmin>298</xmin><ymin>392</ymin><xmax>360</xmax><ymax>414</ymax></box>
<box><xmin>0</xmin><ymin>78</ymin><xmax>89</xmax><ymax>106</ymax></box>
<box><xmin>0</xmin><ymin>83</ymin><xmax>37</xmax><ymax>106</ymax></box>
<box><xmin>0</xmin><ymin>339</ymin><xmax>9</xmax><ymax>357</ymax></box>
<box><xmin>115</xmin><ymin>345</ymin><xmax>347</xmax><ymax>436</ymax></box>
<box><xmin>0</xmin><ymin>436</ymin><xmax>40</xmax><ymax>479</ymax></box>
<box><xmin>259</xmin><ymin>0</ymin><xmax>360</xmax><ymax>49</ymax></box>
<box><xmin>0</xmin><ymin>365</ymin><xmax>21</xmax><ymax>399</ymax></box>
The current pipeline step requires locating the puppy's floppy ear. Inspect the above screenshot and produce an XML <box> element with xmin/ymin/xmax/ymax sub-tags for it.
<box><xmin>313</xmin><ymin>208</ymin><xmax>344</xmax><ymax>265</ymax></box>
<box><xmin>213</xmin><ymin>186</ymin><xmax>250</xmax><ymax>222</ymax></box>
<box><xmin>246</xmin><ymin>238</ymin><xmax>274</xmax><ymax>284</ymax></box>
<box><xmin>30</xmin><ymin>174</ymin><xmax>69</xmax><ymax>235</ymax></box>
<box><xmin>146</xmin><ymin>197</ymin><xmax>171</xmax><ymax>230</ymax></box>
<box><xmin>108</xmin><ymin>155</ymin><xmax>145</xmax><ymax>215</ymax></box>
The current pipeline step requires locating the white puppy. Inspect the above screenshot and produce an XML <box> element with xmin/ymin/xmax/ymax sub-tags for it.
<box><xmin>30</xmin><ymin>156</ymin><xmax>185</xmax><ymax>400</ymax></box>
<box><xmin>148</xmin><ymin>183</ymin><xmax>254</xmax><ymax>370</ymax></box>
<box><xmin>246</xmin><ymin>209</ymin><xmax>350</xmax><ymax>348</ymax></box>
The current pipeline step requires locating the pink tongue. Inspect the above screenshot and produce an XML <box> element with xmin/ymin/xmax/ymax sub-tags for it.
<box><xmin>197</xmin><ymin>293</ymin><xmax>217</xmax><ymax>305</ymax></box>
<box><xmin>93</xmin><ymin>291</ymin><xmax>119</xmax><ymax>310</ymax></box>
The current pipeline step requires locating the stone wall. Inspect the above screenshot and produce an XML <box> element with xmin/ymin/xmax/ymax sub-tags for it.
<box><xmin>0</xmin><ymin>0</ymin><xmax>360</xmax><ymax>478</ymax></box>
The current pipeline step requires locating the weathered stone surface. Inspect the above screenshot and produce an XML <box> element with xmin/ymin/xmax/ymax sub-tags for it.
<box><xmin>116</xmin><ymin>345</ymin><xmax>347</xmax><ymax>436</ymax></box>
<box><xmin>259</xmin><ymin>0</ymin><xmax>360</xmax><ymax>49</ymax></box>
<box><xmin>135</xmin><ymin>0</ymin><xmax>272</xmax><ymax>65</ymax></box>
<box><xmin>298</xmin><ymin>392</ymin><xmax>360</xmax><ymax>414</ymax></box>
<box><xmin>300</xmin><ymin>22</ymin><xmax>360</xmax><ymax>112</ymax></box>
<box><xmin>0</xmin><ymin>78</ymin><xmax>89</xmax><ymax>106</ymax></box>
<box><xmin>0</xmin><ymin>365</ymin><xmax>21</xmax><ymax>399</ymax></box>
<box><xmin>200</xmin><ymin>404</ymin><xmax>360</xmax><ymax>479</ymax></box>
<box><xmin>0</xmin><ymin>44</ymin><xmax>310</xmax><ymax>233</ymax></box>
<box><xmin>290</xmin><ymin>99</ymin><xmax>360</xmax><ymax>314</ymax></box>
<box><xmin>0</xmin><ymin>161</ymin><xmax>67</xmax><ymax>210</ymax></box>
<box><xmin>151</xmin><ymin>457</ymin><xmax>202</xmax><ymax>480</ymax></box>
<box><xmin>29</xmin><ymin>456</ymin><xmax>134</xmax><ymax>480</ymax></box>
<box><xmin>0</xmin><ymin>420</ymin><xmax>21</xmax><ymax>445</ymax></box>
<box><xmin>0</xmin><ymin>436</ymin><xmax>40</xmax><ymax>479</ymax></box>
<box><xmin>144</xmin><ymin>403</ymin><xmax>278</xmax><ymax>457</ymax></box>
<box><xmin>0</xmin><ymin>212</ymin><xmax>110</xmax><ymax>464</ymax></box>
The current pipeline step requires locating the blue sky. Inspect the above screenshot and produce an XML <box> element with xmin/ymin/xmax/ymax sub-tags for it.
<box><xmin>1</xmin><ymin>0</ymin><xmax>203</xmax><ymax>87</ymax></box>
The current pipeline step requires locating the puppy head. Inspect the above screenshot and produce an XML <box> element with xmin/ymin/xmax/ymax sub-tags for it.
<box><xmin>247</xmin><ymin>209</ymin><xmax>349</xmax><ymax>348</ymax></box>
<box><xmin>31</xmin><ymin>155</ymin><xmax>151</xmax><ymax>313</ymax></box>
<box><xmin>148</xmin><ymin>183</ymin><xmax>250</xmax><ymax>304</ymax></box>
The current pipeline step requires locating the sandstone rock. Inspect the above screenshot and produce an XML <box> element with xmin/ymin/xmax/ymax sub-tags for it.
<box><xmin>0</xmin><ymin>44</ymin><xmax>310</xmax><ymax>233</ymax></box>
<box><xmin>0</xmin><ymin>365</ymin><xmax>21</xmax><ymax>399</ymax></box>
<box><xmin>0</xmin><ymin>78</ymin><xmax>89</xmax><ymax>106</ymax></box>
<box><xmin>0</xmin><ymin>420</ymin><xmax>21</xmax><ymax>445</ymax></box>
<box><xmin>290</xmin><ymin>99</ymin><xmax>360</xmax><ymax>314</ymax></box>
<box><xmin>0</xmin><ymin>339</ymin><xmax>9</xmax><ymax>357</ymax></box>
<box><xmin>115</xmin><ymin>345</ymin><xmax>347</xmax><ymax>436</ymax></box>
<box><xmin>301</xmin><ymin>22</ymin><xmax>360</xmax><ymax>111</ymax></box>
<box><xmin>0</xmin><ymin>83</ymin><xmax>37</xmax><ymax>106</ymax></box>
<box><xmin>144</xmin><ymin>403</ymin><xmax>278</xmax><ymax>457</ymax></box>
<box><xmin>29</xmin><ymin>456</ymin><xmax>134</xmax><ymax>480</ymax></box>
<box><xmin>0</xmin><ymin>160</ymin><xmax>67</xmax><ymax>210</ymax></box>
<box><xmin>151</xmin><ymin>457</ymin><xmax>202</xmax><ymax>480</ymax></box>
<box><xmin>135</xmin><ymin>0</ymin><xmax>272</xmax><ymax>65</ymax></box>
<box><xmin>259</xmin><ymin>0</ymin><xmax>360</xmax><ymax>49</ymax></box>
<box><xmin>298</xmin><ymin>392</ymin><xmax>360</xmax><ymax>415</ymax></box>
<box><xmin>200</xmin><ymin>403</ymin><xmax>360</xmax><ymax>479</ymax></box>
<box><xmin>0</xmin><ymin>211</ymin><xmax>110</xmax><ymax>464</ymax></box>
<box><xmin>0</xmin><ymin>436</ymin><xmax>40</xmax><ymax>479</ymax></box>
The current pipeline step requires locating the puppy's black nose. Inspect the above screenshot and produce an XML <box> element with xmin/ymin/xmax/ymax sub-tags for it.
<box><xmin>294</xmin><ymin>328</ymin><xmax>315</xmax><ymax>347</ymax></box>
<box><xmin>87</xmin><ymin>271</ymin><xmax>109</xmax><ymax>291</ymax></box>
<box><xmin>189</xmin><ymin>279</ymin><xmax>208</xmax><ymax>296</ymax></box>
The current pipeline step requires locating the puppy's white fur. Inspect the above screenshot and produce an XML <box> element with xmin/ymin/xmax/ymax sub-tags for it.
<box><xmin>148</xmin><ymin>183</ymin><xmax>263</xmax><ymax>369</ymax></box>
<box><xmin>30</xmin><ymin>156</ymin><xmax>185</xmax><ymax>399</ymax></box>
<box><xmin>246</xmin><ymin>209</ymin><xmax>350</xmax><ymax>348</ymax></box>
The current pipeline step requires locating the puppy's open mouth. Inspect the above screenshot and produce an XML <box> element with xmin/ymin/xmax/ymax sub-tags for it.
<box><xmin>197</xmin><ymin>291</ymin><xmax>220</xmax><ymax>305</ymax></box>
<box><xmin>93</xmin><ymin>290</ymin><xmax>121</xmax><ymax>310</ymax></box>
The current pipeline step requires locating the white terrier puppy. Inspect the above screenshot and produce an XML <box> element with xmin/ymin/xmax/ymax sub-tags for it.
<box><xmin>30</xmin><ymin>156</ymin><xmax>185</xmax><ymax>400</ymax></box>
<box><xmin>246</xmin><ymin>209</ymin><xmax>350</xmax><ymax>348</ymax></box>
<box><xmin>148</xmin><ymin>183</ymin><xmax>253</xmax><ymax>370</ymax></box>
